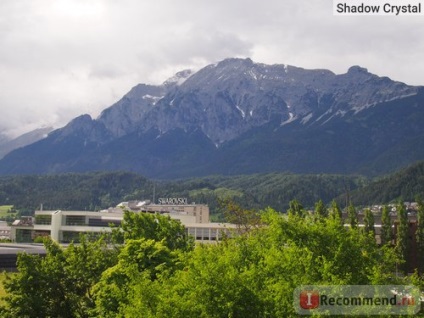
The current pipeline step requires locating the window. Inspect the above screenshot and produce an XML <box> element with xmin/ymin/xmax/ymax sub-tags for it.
<box><xmin>88</xmin><ymin>218</ymin><xmax>121</xmax><ymax>227</ymax></box>
<box><xmin>35</xmin><ymin>215</ymin><xmax>52</xmax><ymax>225</ymax></box>
<box><xmin>15</xmin><ymin>229</ymin><xmax>33</xmax><ymax>243</ymax></box>
<box><xmin>61</xmin><ymin>231</ymin><xmax>81</xmax><ymax>243</ymax></box>
<box><xmin>65</xmin><ymin>215</ymin><xmax>86</xmax><ymax>226</ymax></box>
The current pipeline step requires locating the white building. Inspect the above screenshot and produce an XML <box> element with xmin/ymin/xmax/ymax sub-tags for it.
<box><xmin>11</xmin><ymin>201</ymin><xmax>235</xmax><ymax>243</ymax></box>
<box><xmin>0</xmin><ymin>221</ymin><xmax>11</xmax><ymax>239</ymax></box>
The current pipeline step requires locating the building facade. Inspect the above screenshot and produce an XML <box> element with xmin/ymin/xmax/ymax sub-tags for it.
<box><xmin>11</xmin><ymin>201</ymin><xmax>234</xmax><ymax>243</ymax></box>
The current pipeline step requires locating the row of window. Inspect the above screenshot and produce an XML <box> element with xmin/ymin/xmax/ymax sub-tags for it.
<box><xmin>34</xmin><ymin>215</ymin><xmax>121</xmax><ymax>227</ymax></box>
<box><xmin>186</xmin><ymin>227</ymin><xmax>232</xmax><ymax>241</ymax></box>
<box><xmin>16</xmin><ymin>226</ymin><xmax>232</xmax><ymax>243</ymax></box>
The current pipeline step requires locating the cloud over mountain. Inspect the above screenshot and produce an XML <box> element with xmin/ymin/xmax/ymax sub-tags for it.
<box><xmin>0</xmin><ymin>58</ymin><xmax>423</xmax><ymax>178</ymax></box>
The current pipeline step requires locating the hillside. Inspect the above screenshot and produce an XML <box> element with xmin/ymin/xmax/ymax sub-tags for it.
<box><xmin>1</xmin><ymin>162</ymin><xmax>424</xmax><ymax>217</ymax></box>
<box><xmin>0</xmin><ymin>171</ymin><xmax>364</xmax><ymax>216</ymax></box>
<box><xmin>346</xmin><ymin>160</ymin><xmax>424</xmax><ymax>206</ymax></box>
<box><xmin>0</xmin><ymin>172</ymin><xmax>153</xmax><ymax>211</ymax></box>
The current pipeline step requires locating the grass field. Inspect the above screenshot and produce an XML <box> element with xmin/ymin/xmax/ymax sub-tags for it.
<box><xmin>0</xmin><ymin>205</ymin><xmax>15</xmax><ymax>218</ymax></box>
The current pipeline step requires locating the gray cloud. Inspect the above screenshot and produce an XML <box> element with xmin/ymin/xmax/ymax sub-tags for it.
<box><xmin>0</xmin><ymin>0</ymin><xmax>423</xmax><ymax>137</ymax></box>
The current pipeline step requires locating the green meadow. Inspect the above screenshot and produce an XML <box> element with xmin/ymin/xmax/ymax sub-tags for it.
<box><xmin>0</xmin><ymin>206</ymin><xmax>15</xmax><ymax>218</ymax></box>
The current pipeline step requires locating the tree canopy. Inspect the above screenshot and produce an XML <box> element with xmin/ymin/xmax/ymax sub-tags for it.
<box><xmin>1</xmin><ymin>201</ymin><xmax>422</xmax><ymax>317</ymax></box>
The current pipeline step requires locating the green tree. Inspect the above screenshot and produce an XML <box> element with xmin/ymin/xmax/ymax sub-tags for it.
<box><xmin>117</xmin><ymin>208</ymin><xmax>399</xmax><ymax>317</ymax></box>
<box><xmin>287</xmin><ymin>199</ymin><xmax>305</xmax><ymax>217</ymax></box>
<box><xmin>113</xmin><ymin>211</ymin><xmax>194</xmax><ymax>252</ymax></box>
<box><xmin>1</xmin><ymin>252</ymin><xmax>49</xmax><ymax>317</ymax></box>
<box><xmin>363</xmin><ymin>208</ymin><xmax>375</xmax><ymax>236</ymax></box>
<box><xmin>1</xmin><ymin>236</ymin><xmax>117</xmax><ymax>318</ymax></box>
<box><xmin>416</xmin><ymin>200</ymin><xmax>424</xmax><ymax>274</ymax></box>
<box><xmin>329</xmin><ymin>200</ymin><xmax>343</xmax><ymax>225</ymax></box>
<box><xmin>220</xmin><ymin>198</ymin><xmax>261</xmax><ymax>233</ymax></box>
<box><xmin>94</xmin><ymin>211</ymin><xmax>196</xmax><ymax>316</ymax></box>
<box><xmin>381</xmin><ymin>205</ymin><xmax>393</xmax><ymax>246</ymax></box>
<box><xmin>314</xmin><ymin>199</ymin><xmax>328</xmax><ymax>219</ymax></box>
<box><xmin>0</xmin><ymin>203</ymin><xmax>405</xmax><ymax>317</ymax></box>
<box><xmin>396</xmin><ymin>202</ymin><xmax>409</xmax><ymax>275</ymax></box>
<box><xmin>128</xmin><ymin>238</ymin><xmax>266</xmax><ymax>318</ymax></box>
<box><xmin>347</xmin><ymin>203</ymin><xmax>358</xmax><ymax>229</ymax></box>
<box><xmin>93</xmin><ymin>238</ymin><xmax>179</xmax><ymax>317</ymax></box>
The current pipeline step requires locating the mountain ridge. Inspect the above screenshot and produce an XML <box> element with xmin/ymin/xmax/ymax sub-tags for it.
<box><xmin>0</xmin><ymin>58</ymin><xmax>423</xmax><ymax>178</ymax></box>
<box><xmin>0</xmin><ymin>127</ymin><xmax>53</xmax><ymax>159</ymax></box>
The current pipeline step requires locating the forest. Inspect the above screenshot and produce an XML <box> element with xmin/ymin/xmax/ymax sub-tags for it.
<box><xmin>1</xmin><ymin>200</ymin><xmax>424</xmax><ymax>317</ymax></box>
<box><xmin>0</xmin><ymin>161</ymin><xmax>424</xmax><ymax>221</ymax></box>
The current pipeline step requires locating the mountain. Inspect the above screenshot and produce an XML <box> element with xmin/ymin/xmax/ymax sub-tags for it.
<box><xmin>0</xmin><ymin>133</ymin><xmax>10</xmax><ymax>150</ymax></box>
<box><xmin>0</xmin><ymin>58</ymin><xmax>423</xmax><ymax>178</ymax></box>
<box><xmin>0</xmin><ymin>127</ymin><xmax>53</xmax><ymax>159</ymax></box>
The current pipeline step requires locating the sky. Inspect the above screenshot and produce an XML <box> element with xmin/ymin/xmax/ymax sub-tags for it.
<box><xmin>1</xmin><ymin>0</ymin><xmax>423</xmax><ymax>138</ymax></box>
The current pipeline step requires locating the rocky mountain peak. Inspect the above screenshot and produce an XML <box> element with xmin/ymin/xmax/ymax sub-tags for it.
<box><xmin>92</xmin><ymin>58</ymin><xmax>422</xmax><ymax>145</ymax></box>
<box><xmin>58</xmin><ymin>114</ymin><xmax>94</xmax><ymax>138</ymax></box>
<box><xmin>163</xmin><ymin>69</ymin><xmax>194</xmax><ymax>87</ymax></box>
<box><xmin>347</xmin><ymin>65</ymin><xmax>369</xmax><ymax>74</ymax></box>
<box><xmin>2</xmin><ymin>58</ymin><xmax>423</xmax><ymax>178</ymax></box>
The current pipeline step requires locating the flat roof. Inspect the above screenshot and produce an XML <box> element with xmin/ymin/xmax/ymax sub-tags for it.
<box><xmin>34</xmin><ymin>210</ymin><xmax>124</xmax><ymax>217</ymax></box>
<box><xmin>184</xmin><ymin>223</ymin><xmax>237</xmax><ymax>228</ymax></box>
<box><xmin>0</xmin><ymin>243</ymin><xmax>46</xmax><ymax>255</ymax></box>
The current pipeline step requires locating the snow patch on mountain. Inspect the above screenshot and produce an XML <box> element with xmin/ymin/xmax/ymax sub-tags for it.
<box><xmin>281</xmin><ymin>112</ymin><xmax>296</xmax><ymax>126</ymax></box>
<box><xmin>142</xmin><ymin>94</ymin><xmax>163</xmax><ymax>105</ymax></box>
<box><xmin>163</xmin><ymin>69</ymin><xmax>193</xmax><ymax>86</ymax></box>
<box><xmin>352</xmin><ymin>92</ymin><xmax>419</xmax><ymax>114</ymax></box>
<box><xmin>301</xmin><ymin>113</ymin><xmax>313</xmax><ymax>124</ymax></box>
<box><xmin>236</xmin><ymin>105</ymin><xmax>246</xmax><ymax>118</ymax></box>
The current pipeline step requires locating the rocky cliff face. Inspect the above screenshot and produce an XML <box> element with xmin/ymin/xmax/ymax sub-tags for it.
<box><xmin>0</xmin><ymin>58</ymin><xmax>422</xmax><ymax>178</ymax></box>
<box><xmin>97</xmin><ymin>58</ymin><xmax>419</xmax><ymax>145</ymax></box>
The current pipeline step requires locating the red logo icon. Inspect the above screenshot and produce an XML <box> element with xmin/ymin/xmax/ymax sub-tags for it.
<box><xmin>300</xmin><ymin>290</ymin><xmax>320</xmax><ymax>309</ymax></box>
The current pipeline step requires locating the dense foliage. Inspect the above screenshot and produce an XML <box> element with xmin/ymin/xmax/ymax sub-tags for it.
<box><xmin>2</xmin><ymin>203</ymin><xmax>424</xmax><ymax>317</ymax></box>
<box><xmin>0</xmin><ymin>160</ymin><xmax>424</xmax><ymax>219</ymax></box>
<box><xmin>0</xmin><ymin>172</ymin><xmax>154</xmax><ymax>211</ymax></box>
<box><xmin>346</xmin><ymin>161</ymin><xmax>424</xmax><ymax>206</ymax></box>
<box><xmin>1</xmin><ymin>236</ymin><xmax>117</xmax><ymax>317</ymax></box>
<box><xmin>0</xmin><ymin>171</ymin><xmax>365</xmax><ymax>217</ymax></box>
